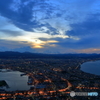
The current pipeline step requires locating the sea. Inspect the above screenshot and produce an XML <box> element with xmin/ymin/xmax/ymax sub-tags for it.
<box><xmin>81</xmin><ymin>60</ymin><xmax>100</xmax><ymax>76</ymax></box>
<box><xmin>0</xmin><ymin>70</ymin><xmax>31</xmax><ymax>91</ymax></box>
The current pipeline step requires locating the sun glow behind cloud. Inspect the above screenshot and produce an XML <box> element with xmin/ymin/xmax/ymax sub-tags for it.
<box><xmin>0</xmin><ymin>30</ymin><xmax>61</xmax><ymax>48</ymax></box>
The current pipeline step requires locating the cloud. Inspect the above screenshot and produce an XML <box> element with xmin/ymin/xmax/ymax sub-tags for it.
<box><xmin>0</xmin><ymin>30</ymin><xmax>23</xmax><ymax>36</ymax></box>
<box><xmin>0</xmin><ymin>0</ymin><xmax>98</xmax><ymax>35</ymax></box>
<box><xmin>36</xmin><ymin>13</ymin><xmax>100</xmax><ymax>51</ymax></box>
<box><xmin>0</xmin><ymin>39</ymin><xmax>29</xmax><ymax>49</ymax></box>
<box><xmin>0</xmin><ymin>0</ymin><xmax>99</xmax><ymax>34</ymax></box>
<box><xmin>0</xmin><ymin>15</ymin><xmax>24</xmax><ymax>37</ymax></box>
<box><xmin>0</xmin><ymin>0</ymin><xmax>59</xmax><ymax>34</ymax></box>
<box><xmin>0</xmin><ymin>39</ymin><xmax>37</xmax><ymax>52</ymax></box>
<box><xmin>59</xmin><ymin>14</ymin><xmax>100</xmax><ymax>49</ymax></box>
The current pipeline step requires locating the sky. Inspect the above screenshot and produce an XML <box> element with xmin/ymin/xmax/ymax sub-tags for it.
<box><xmin>0</xmin><ymin>0</ymin><xmax>100</xmax><ymax>54</ymax></box>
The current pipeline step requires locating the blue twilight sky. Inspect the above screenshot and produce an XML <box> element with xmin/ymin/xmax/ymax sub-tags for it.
<box><xmin>0</xmin><ymin>0</ymin><xmax>100</xmax><ymax>54</ymax></box>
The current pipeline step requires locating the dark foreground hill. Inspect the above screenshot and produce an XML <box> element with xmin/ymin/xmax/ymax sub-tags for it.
<box><xmin>0</xmin><ymin>51</ymin><xmax>100</xmax><ymax>59</ymax></box>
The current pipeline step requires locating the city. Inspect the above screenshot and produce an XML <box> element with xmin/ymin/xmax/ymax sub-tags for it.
<box><xmin>0</xmin><ymin>53</ymin><xmax>100</xmax><ymax>100</ymax></box>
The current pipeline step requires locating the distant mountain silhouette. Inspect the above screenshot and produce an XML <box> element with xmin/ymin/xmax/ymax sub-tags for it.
<box><xmin>0</xmin><ymin>47</ymin><xmax>10</xmax><ymax>51</ymax></box>
<box><xmin>0</xmin><ymin>46</ymin><xmax>36</xmax><ymax>53</ymax></box>
<box><xmin>0</xmin><ymin>51</ymin><xmax>100</xmax><ymax>59</ymax></box>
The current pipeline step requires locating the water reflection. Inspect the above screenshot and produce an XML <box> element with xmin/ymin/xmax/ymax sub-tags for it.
<box><xmin>81</xmin><ymin>60</ymin><xmax>100</xmax><ymax>75</ymax></box>
<box><xmin>0</xmin><ymin>69</ymin><xmax>31</xmax><ymax>91</ymax></box>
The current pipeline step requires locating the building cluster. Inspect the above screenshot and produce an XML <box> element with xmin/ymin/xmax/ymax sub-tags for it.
<box><xmin>0</xmin><ymin>57</ymin><xmax>100</xmax><ymax>100</ymax></box>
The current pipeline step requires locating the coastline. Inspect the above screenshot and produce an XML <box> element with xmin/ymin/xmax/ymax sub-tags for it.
<box><xmin>0</xmin><ymin>70</ymin><xmax>31</xmax><ymax>91</ymax></box>
<box><xmin>80</xmin><ymin>60</ymin><xmax>100</xmax><ymax>76</ymax></box>
<box><xmin>0</xmin><ymin>80</ymin><xmax>9</xmax><ymax>88</ymax></box>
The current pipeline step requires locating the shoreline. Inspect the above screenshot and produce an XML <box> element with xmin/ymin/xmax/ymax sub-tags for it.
<box><xmin>0</xmin><ymin>80</ymin><xmax>9</xmax><ymax>88</ymax></box>
<box><xmin>79</xmin><ymin>60</ymin><xmax>100</xmax><ymax>76</ymax></box>
<box><xmin>0</xmin><ymin>70</ymin><xmax>30</xmax><ymax>91</ymax></box>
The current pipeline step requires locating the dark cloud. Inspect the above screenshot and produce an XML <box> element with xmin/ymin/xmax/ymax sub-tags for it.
<box><xmin>0</xmin><ymin>39</ymin><xmax>29</xmax><ymax>48</ymax></box>
<box><xmin>44</xmin><ymin>23</ymin><xmax>58</xmax><ymax>34</ymax></box>
<box><xmin>0</xmin><ymin>30</ymin><xmax>22</xmax><ymax>36</ymax></box>
<box><xmin>67</xmin><ymin>14</ymin><xmax>100</xmax><ymax>36</ymax></box>
<box><xmin>0</xmin><ymin>0</ymin><xmax>59</xmax><ymax>34</ymax></box>
<box><xmin>38</xmin><ymin>38</ymin><xmax>50</xmax><ymax>41</ymax></box>
<box><xmin>0</xmin><ymin>39</ymin><xmax>36</xmax><ymax>52</ymax></box>
<box><xmin>37</xmin><ymin>14</ymin><xmax>100</xmax><ymax>50</ymax></box>
<box><xmin>0</xmin><ymin>0</ymin><xmax>98</xmax><ymax>36</ymax></box>
<box><xmin>54</xmin><ymin>14</ymin><xmax>100</xmax><ymax>49</ymax></box>
<box><xmin>39</xmin><ymin>15</ymin><xmax>100</xmax><ymax>49</ymax></box>
<box><xmin>0</xmin><ymin>0</ymin><xmax>33</xmax><ymax>31</ymax></box>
